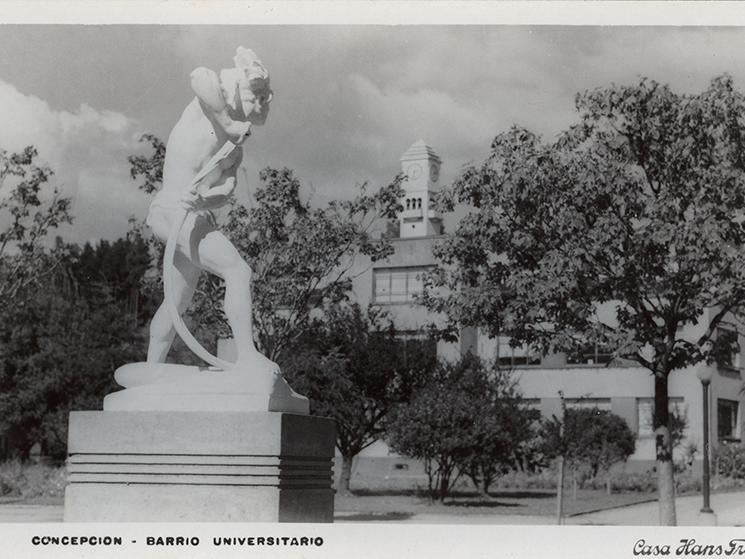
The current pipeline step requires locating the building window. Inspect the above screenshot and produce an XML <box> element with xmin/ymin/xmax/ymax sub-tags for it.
<box><xmin>566</xmin><ymin>341</ymin><xmax>614</xmax><ymax>365</ymax></box>
<box><xmin>373</xmin><ymin>267</ymin><xmax>430</xmax><ymax>304</ymax></box>
<box><xmin>495</xmin><ymin>336</ymin><xmax>541</xmax><ymax>367</ymax></box>
<box><xmin>368</xmin><ymin>330</ymin><xmax>437</xmax><ymax>370</ymax></box>
<box><xmin>637</xmin><ymin>397</ymin><xmax>686</xmax><ymax>437</ymax></box>
<box><xmin>718</xmin><ymin>399</ymin><xmax>740</xmax><ymax>442</ymax></box>
<box><xmin>396</xmin><ymin>331</ymin><xmax>437</xmax><ymax>366</ymax></box>
<box><xmin>716</xmin><ymin>327</ymin><xmax>741</xmax><ymax>370</ymax></box>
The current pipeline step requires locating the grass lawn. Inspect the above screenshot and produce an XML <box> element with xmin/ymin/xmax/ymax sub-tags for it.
<box><xmin>334</xmin><ymin>488</ymin><xmax>656</xmax><ymax>521</ymax></box>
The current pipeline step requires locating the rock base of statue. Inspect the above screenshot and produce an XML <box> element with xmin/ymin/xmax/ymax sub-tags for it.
<box><xmin>64</xmin><ymin>411</ymin><xmax>335</xmax><ymax>522</ymax></box>
<box><xmin>103</xmin><ymin>362</ymin><xmax>309</xmax><ymax>414</ymax></box>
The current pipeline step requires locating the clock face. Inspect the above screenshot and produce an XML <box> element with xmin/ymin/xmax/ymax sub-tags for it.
<box><xmin>430</xmin><ymin>163</ymin><xmax>440</xmax><ymax>183</ymax></box>
<box><xmin>407</xmin><ymin>163</ymin><xmax>422</xmax><ymax>180</ymax></box>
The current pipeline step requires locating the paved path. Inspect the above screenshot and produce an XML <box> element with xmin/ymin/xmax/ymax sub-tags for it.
<box><xmin>0</xmin><ymin>492</ymin><xmax>742</xmax><ymax>525</ymax></box>
<box><xmin>334</xmin><ymin>492</ymin><xmax>740</xmax><ymax>525</ymax></box>
<box><xmin>334</xmin><ymin>510</ymin><xmax>552</xmax><ymax>524</ymax></box>
<box><xmin>569</xmin><ymin>490</ymin><xmax>744</xmax><ymax>526</ymax></box>
<box><xmin>0</xmin><ymin>503</ymin><xmax>63</xmax><ymax>523</ymax></box>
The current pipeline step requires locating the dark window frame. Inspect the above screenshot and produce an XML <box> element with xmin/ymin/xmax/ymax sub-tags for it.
<box><xmin>372</xmin><ymin>266</ymin><xmax>432</xmax><ymax>305</ymax></box>
<box><xmin>566</xmin><ymin>341</ymin><xmax>614</xmax><ymax>366</ymax></box>
<box><xmin>718</xmin><ymin>398</ymin><xmax>740</xmax><ymax>442</ymax></box>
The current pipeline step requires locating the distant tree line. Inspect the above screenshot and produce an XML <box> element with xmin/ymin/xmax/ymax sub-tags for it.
<box><xmin>0</xmin><ymin>147</ymin><xmax>156</xmax><ymax>460</ymax></box>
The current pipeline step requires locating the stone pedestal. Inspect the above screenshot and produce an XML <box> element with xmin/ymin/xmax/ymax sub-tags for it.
<box><xmin>697</xmin><ymin>510</ymin><xmax>718</xmax><ymax>526</ymax></box>
<box><xmin>64</xmin><ymin>411</ymin><xmax>335</xmax><ymax>522</ymax></box>
<box><xmin>103</xmin><ymin>363</ymin><xmax>310</xmax><ymax>414</ymax></box>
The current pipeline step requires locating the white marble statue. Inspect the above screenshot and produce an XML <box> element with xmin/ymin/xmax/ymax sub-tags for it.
<box><xmin>104</xmin><ymin>47</ymin><xmax>308</xmax><ymax>414</ymax></box>
<box><xmin>146</xmin><ymin>46</ymin><xmax>277</xmax><ymax>374</ymax></box>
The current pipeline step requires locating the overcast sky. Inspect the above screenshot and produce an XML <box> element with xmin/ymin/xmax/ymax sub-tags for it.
<box><xmin>1</xmin><ymin>25</ymin><xmax>745</xmax><ymax>244</ymax></box>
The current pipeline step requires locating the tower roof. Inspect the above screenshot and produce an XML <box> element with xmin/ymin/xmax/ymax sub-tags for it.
<box><xmin>400</xmin><ymin>139</ymin><xmax>441</xmax><ymax>164</ymax></box>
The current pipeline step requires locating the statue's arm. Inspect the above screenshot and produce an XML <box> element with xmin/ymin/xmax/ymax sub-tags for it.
<box><xmin>192</xmin><ymin>154</ymin><xmax>242</xmax><ymax>209</ymax></box>
<box><xmin>190</xmin><ymin>67</ymin><xmax>251</xmax><ymax>143</ymax></box>
<box><xmin>200</xmin><ymin>177</ymin><xmax>236</xmax><ymax>205</ymax></box>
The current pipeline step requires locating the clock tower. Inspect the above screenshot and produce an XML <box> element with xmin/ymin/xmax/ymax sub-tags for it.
<box><xmin>399</xmin><ymin>139</ymin><xmax>443</xmax><ymax>238</ymax></box>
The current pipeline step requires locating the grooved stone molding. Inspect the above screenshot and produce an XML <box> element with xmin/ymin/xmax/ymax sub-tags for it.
<box><xmin>64</xmin><ymin>411</ymin><xmax>335</xmax><ymax>522</ymax></box>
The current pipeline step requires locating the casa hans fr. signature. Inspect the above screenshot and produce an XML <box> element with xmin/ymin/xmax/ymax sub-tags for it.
<box><xmin>634</xmin><ymin>539</ymin><xmax>745</xmax><ymax>556</ymax></box>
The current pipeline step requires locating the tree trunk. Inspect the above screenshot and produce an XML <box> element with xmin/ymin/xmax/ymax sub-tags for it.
<box><xmin>477</xmin><ymin>478</ymin><xmax>491</xmax><ymax>500</ymax></box>
<box><xmin>6</xmin><ymin>428</ymin><xmax>31</xmax><ymax>462</ymax></box>
<box><xmin>572</xmin><ymin>470</ymin><xmax>578</xmax><ymax>501</ymax></box>
<box><xmin>338</xmin><ymin>454</ymin><xmax>354</xmax><ymax>495</ymax></box>
<box><xmin>556</xmin><ymin>456</ymin><xmax>565</xmax><ymax>525</ymax></box>
<box><xmin>606</xmin><ymin>474</ymin><xmax>612</xmax><ymax>496</ymax></box>
<box><xmin>439</xmin><ymin>471</ymin><xmax>450</xmax><ymax>502</ymax></box>
<box><xmin>655</xmin><ymin>373</ymin><xmax>677</xmax><ymax>526</ymax></box>
<box><xmin>424</xmin><ymin>458</ymin><xmax>436</xmax><ymax>503</ymax></box>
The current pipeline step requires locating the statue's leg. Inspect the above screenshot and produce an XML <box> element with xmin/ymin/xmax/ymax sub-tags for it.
<box><xmin>193</xmin><ymin>225</ymin><xmax>278</xmax><ymax>372</ymax></box>
<box><xmin>146</xmin><ymin>250</ymin><xmax>199</xmax><ymax>363</ymax></box>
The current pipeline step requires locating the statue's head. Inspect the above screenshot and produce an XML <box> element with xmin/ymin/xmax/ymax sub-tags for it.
<box><xmin>221</xmin><ymin>47</ymin><xmax>273</xmax><ymax>125</ymax></box>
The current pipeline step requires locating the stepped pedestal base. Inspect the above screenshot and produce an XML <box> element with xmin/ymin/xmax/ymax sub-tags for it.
<box><xmin>64</xmin><ymin>411</ymin><xmax>335</xmax><ymax>522</ymax></box>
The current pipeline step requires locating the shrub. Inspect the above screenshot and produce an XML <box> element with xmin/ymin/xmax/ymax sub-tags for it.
<box><xmin>498</xmin><ymin>467</ymin><xmax>745</xmax><ymax>495</ymax></box>
<box><xmin>387</xmin><ymin>355</ymin><xmax>535</xmax><ymax>501</ymax></box>
<box><xmin>497</xmin><ymin>468</ymin><xmax>696</xmax><ymax>494</ymax></box>
<box><xmin>497</xmin><ymin>469</ymin><xmax>558</xmax><ymax>490</ymax></box>
<box><xmin>712</xmin><ymin>476</ymin><xmax>745</xmax><ymax>491</ymax></box>
<box><xmin>674</xmin><ymin>473</ymin><xmax>702</xmax><ymax>495</ymax></box>
<box><xmin>0</xmin><ymin>461</ymin><xmax>66</xmax><ymax>499</ymax></box>
<box><xmin>715</xmin><ymin>442</ymin><xmax>745</xmax><ymax>479</ymax></box>
<box><xmin>539</xmin><ymin>406</ymin><xmax>636</xmax><ymax>482</ymax></box>
<box><xmin>596</xmin><ymin>471</ymin><xmax>656</xmax><ymax>493</ymax></box>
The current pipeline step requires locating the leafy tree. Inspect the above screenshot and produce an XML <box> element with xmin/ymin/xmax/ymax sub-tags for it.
<box><xmin>387</xmin><ymin>355</ymin><xmax>533</xmax><ymax>501</ymax></box>
<box><xmin>284</xmin><ymin>303</ymin><xmax>436</xmax><ymax>494</ymax></box>
<box><xmin>670</xmin><ymin>405</ymin><xmax>689</xmax><ymax>451</ymax></box>
<box><xmin>644</xmin><ymin>403</ymin><xmax>689</xmax><ymax>453</ymax></box>
<box><xmin>386</xmin><ymin>373</ymin><xmax>468</xmax><ymax>502</ymax></box>
<box><xmin>0</xmin><ymin>234</ymin><xmax>154</xmax><ymax>460</ymax></box>
<box><xmin>128</xmin><ymin>134</ymin><xmax>165</xmax><ymax>195</ymax></box>
<box><xmin>540</xmin><ymin>406</ymin><xmax>635</xmax><ymax>501</ymax></box>
<box><xmin>225</xmin><ymin>168</ymin><xmax>404</xmax><ymax>360</ymax></box>
<box><xmin>68</xmin><ymin>231</ymin><xmax>154</xmax><ymax>316</ymax></box>
<box><xmin>0</xmin><ymin>283</ymin><xmax>145</xmax><ymax>460</ymax></box>
<box><xmin>568</xmin><ymin>408</ymin><xmax>635</xmax><ymax>478</ymax></box>
<box><xmin>426</xmin><ymin>75</ymin><xmax>745</xmax><ymax>524</ymax></box>
<box><xmin>0</xmin><ymin>146</ymin><xmax>72</xmax><ymax>302</ymax></box>
<box><xmin>511</xmin><ymin>419</ymin><xmax>548</xmax><ymax>473</ymax></box>
<box><xmin>0</xmin><ymin>144</ymin><xmax>75</xmax><ymax>460</ymax></box>
<box><xmin>460</xmin><ymin>369</ymin><xmax>537</xmax><ymax>498</ymax></box>
<box><xmin>129</xmin><ymin>138</ymin><xmax>404</xmax><ymax>363</ymax></box>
